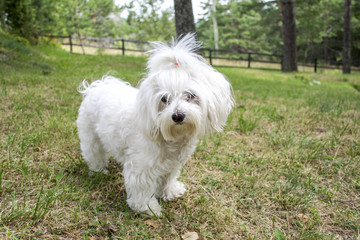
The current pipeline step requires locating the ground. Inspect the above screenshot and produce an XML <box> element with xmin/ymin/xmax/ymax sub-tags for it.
<box><xmin>0</xmin><ymin>36</ymin><xmax>360</xmax><ymax>239</ymax></box>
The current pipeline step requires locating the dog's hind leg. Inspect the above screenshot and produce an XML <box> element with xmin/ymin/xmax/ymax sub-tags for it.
<box><xmin>78</xmin><ymin>122</ymin><xmax>109</xmax><ymax>174</ymax></box>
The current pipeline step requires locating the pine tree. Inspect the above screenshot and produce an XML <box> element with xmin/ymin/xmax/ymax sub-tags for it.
<box><xmin>281</xmin><ymin>0</ymin><xmax>297</xmax><ymax>72</ymax></box>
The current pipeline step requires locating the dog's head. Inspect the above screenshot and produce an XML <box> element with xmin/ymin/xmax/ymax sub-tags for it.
<box><xmin>136</xmin><ymin>33</ymin><xmax>234</xmax><ymax>142</ymax></box>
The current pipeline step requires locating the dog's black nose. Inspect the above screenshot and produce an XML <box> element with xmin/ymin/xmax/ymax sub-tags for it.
<box><xmin>172</xmin><ymin>112</ymin><xmax>185</xmax><ymax>123</ymax></box>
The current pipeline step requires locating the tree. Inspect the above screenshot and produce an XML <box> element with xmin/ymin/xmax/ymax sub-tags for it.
<box><xmin>173</xmin><ymin>0</ymin><xmax>196</xmax><ymax>37</ymax></box>
<box><xmin>197</xmin><ymin>0</ymin><xmax>282</xmax><ymax>54</ymax></box>
<box><xmin>281</xmin><ymin>0</ymin><xmax>297</xmax><ymax>72</ymax></box>
<box><xmin>124</xmin><ymin>0</ymin><xmax>175</xmax><ymax>41</ymax></box>
<box><xmin>296</xmin><ymin>0</ymin><xmax>324</xmax><ymax>63</ymax></box>
<box><xmin>0</xmin><ymin>0</ymin><xmax>118</xmax><ymax>42</ymax></box>
<box><xmin>343</xmin><ymin>0</ymin><xmax>351</xmax><ymax>74</ymax></box>
<box><xmin>1</xmin><ymin>0</ymin><xmax>36</xmax><ymax>42</ymax></box>
<box><xmin>352</xmin><ymin>0</ymin><xmax>360</xmax><ymax>66</ymax></box>
<box><xmin>211</xmin><ymin>0</ymin><xmax>219</xmax><ymax>50</ymax></box>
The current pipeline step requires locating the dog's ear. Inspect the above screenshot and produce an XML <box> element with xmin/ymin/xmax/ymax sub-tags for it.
<box><xmin>136</xmin><ymin>78</ymin><xmax>161</xmax><ymax>141</ymax></box>
<box><xmin>202</xmin><ymin>70</ymin><xmax>234</xmax><ymax>134</ymax></box>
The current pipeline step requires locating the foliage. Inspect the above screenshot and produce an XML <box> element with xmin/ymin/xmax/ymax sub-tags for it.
<box><xmin>197</xmin><ymin>0</ymin><xmax>360</xmax><ymax>66</ymax></box>
<box><xmin>0</xmin><ymin>0</ymin><xmax>37</xmax><ymax>43</ymax></box>
<box><xmin>0</xmin><ymin>0</ymin><xmax>119</xmax><ymax>40</ymax></box>
<box><xmin>120</xmin><ymin>0</ymin><xmax>176</xmax><ymax>41</ymax></box>
<box><xmin>296</xmin><ymin>0</ymin><xmax>343</xmax><ymax>63</ymax></box>
<box><xmin>0</xmin><ymin>0</ymin><xmax>175</xmax><ymax>42</ymax></box>
<box><xmin>197</xmin><ymin>0</ymin><xmax>282</xmax><ymax>54</ymax></box>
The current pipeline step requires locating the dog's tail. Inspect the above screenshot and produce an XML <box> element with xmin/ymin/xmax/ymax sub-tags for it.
<box><xmin>78</xmin><ymin>75</ymin><xmax>126</xmax><ymax>97</ymax></box>
<box><xmin>78</xmin><ymin>80</ymin><xmax>90</xmax><ymax>97</ymax></box>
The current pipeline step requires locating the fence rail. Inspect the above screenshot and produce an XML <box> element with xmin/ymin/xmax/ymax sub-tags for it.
<box><xmin>45</xmin><ymin>35</ymin><xmax>360</xmax><ymax>73</ymax></box>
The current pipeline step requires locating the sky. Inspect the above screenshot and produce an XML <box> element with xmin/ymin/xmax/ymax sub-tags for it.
<box><xmin>115</xmin><ymin>0</ymin><xmax>206</xmax><ymax>22</ymax></box>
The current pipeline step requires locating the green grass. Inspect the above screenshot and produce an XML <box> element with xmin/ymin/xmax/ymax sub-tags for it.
<box><xmin>1</xmin><ymin>35</ymin><xmax>360</xmax><ymax>239</ymax></box>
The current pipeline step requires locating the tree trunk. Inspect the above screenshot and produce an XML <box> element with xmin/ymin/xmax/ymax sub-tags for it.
<box><xmin>75</xmin><ymin>5</ymin><xmax>85</xmax><ymax>55</ymax></box>
<box><xmin>281</xmin><ymin>0</ymin><xmax>297</xmax><ymax>72</ymax></box>
<box><xmin>323</xmin><ymin>36</ymin><xmax>329</xmax><ymax>64</ymax></box>
<box><xmin>342</xmin><ymin>0</ymin><xmax>351</xmax><ymax>74</ymax></box>
<box><xmin>173</xmin><ymin>0</ymin><xmax>196</xmax><ymax>38</ymax></box>
<box><xmin>323</xmin><ymin>4</ymin><xmax>329</xmax><ymax>65</ymax></box>
<box><xmin>211</xmin><ymin>0</ymin><xmax>219</xmax><ymax>50</ymax></box>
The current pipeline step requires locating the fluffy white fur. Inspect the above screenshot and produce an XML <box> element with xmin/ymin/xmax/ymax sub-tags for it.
<box><xmin>76</xmin><ymin>33</ymin><xmax>234</xmax><ymax>216</ymax></box>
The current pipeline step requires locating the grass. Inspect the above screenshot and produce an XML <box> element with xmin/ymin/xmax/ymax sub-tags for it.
<box><xmin>1</xmin><ymin>34</ymin><xmax>360</xmax><ymax>239</ymax></box>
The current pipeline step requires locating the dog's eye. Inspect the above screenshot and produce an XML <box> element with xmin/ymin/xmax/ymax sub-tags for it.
<box><xmin>161</xmin><ymin>96</ymin><xmax>168</xmax><ymax>103</ymax></box>
<box><xmin>187</xmin><ymin>93</ymin><xmax>196</xmax><ymax>101</ymax></box>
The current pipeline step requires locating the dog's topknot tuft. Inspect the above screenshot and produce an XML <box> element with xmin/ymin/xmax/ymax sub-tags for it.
<box><xmin>147</xmin><ymin>33</ymin><xmax>208</xmax><ymax>73</ymax></box>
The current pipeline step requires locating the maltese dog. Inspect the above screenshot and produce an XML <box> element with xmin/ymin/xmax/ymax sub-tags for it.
<box><xmin>76</xmin><ymin>33</ymin><xmax>234</xmax><ymax>216</ymax></box>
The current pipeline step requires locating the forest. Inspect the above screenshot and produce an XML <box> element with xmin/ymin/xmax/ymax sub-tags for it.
<box><xmin>1</xmin><ymin>0</ymin><xmax>359</xmax><ymax>69</ymax></box>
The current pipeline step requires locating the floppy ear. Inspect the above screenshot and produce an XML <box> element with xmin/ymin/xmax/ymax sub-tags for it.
<box><xmin>202</xmin><ymin>70</ymin><xmax>234</xmax><ymax>134</ymax></box>
<box><xmin>135</xmin><ymin>77</ymin><xmax>161</xmax><ymax>141</ymax></box>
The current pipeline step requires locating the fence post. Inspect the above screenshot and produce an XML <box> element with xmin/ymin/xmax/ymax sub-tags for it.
<box><xmin>69</xmin><ymin>35</ymin><xmax>73</xmax><ymax>54</ymax></box>
<box><xmin>314</xmin><ymin>58</ymin><xmax>317</xmax><ymax>73</ymax></box>
<box><xmin>209</xmin><ymin>48</ymin><xmax>212</xmax><ymax>66</ymax></box>
<box><xmin>247</xmin><ymin>53</ymin><xmax>251</xmax><ymax>68</ymax></box>
<box><xmin>121</xmin><ymin>39</ymin><xmax>125</xmax><ymax>56</ymax></box>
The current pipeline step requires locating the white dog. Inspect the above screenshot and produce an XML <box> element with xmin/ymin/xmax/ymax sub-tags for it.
<box><xmin>76</xmin><ymin>34</ymin><xmax>234</xmax><ymax>216</ymax></box>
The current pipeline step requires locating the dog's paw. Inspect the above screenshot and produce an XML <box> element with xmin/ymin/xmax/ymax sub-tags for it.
<box><xmin>162</xmin><ymin>181</ymin><xmax>186</xmax><ymax>202</ymax></box>
<box><xmin>88</xmin><ymin>168</ymin><xmax>109</xmax><ymax>177</ymax></box>
<box><xmin>128</xmin><ymin>198</ymin><xmax>162</xmax><ymax>217</ymax></box>
<box><xmin>145</xmin><ymin>200</ymin><xmax>162</xmax><ymax>217</ymax></box>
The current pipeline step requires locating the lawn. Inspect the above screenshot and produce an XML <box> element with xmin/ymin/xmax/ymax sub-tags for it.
<box><xmin>1</xmin><ymin>35</ymin><xmax>360</xmax><ymax>239</ymax></box>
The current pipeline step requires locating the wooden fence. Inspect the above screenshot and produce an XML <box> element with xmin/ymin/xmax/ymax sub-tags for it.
<box><xmin>46</xmin><ymin>35</ymin><xmax>360</xmax><ymax>73</ymax></box>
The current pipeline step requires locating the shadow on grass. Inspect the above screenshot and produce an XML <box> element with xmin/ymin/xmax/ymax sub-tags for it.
<box><xmin>64</xmin><ymin>154</ymin><xmax>132</xmax><ymax>215</ymax></box>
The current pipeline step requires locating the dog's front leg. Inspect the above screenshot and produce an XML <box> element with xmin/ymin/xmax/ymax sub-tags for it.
<box><xmin>160</xmin><ymin>166</ymin><xmax>187</xmax><ymax>202</ymax></box>
<box><xmin>123</xmin><ymin>163</ymin><xmax>162</xmax><ymax>216</ymax></box>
